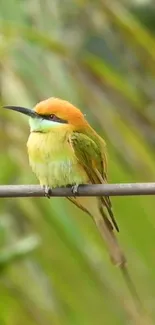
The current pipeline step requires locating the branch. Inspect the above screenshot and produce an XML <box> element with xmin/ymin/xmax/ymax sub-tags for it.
<box><xmin>0</xmin><ymin>183</ymin><xmax>155</xmax><ymax>198</ymax></box>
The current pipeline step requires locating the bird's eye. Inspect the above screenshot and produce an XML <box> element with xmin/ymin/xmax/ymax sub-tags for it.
<box><xmin>50</xmin><ymin>114</ymin><xmax>55</xmax><ymax>120</ymax></box>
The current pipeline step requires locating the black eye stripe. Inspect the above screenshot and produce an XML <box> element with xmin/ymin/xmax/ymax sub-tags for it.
<box><xmin>40</xmin><ymin>114</ymin><xmax>68</xmax><ymax>124</ymax></box>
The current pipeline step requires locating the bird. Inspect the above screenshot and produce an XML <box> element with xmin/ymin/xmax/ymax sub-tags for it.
<box><xmin>4</xmin><ymin>97</ymin><xmax>126</xmax><ymax>267</ymax></box>
<box><xmin>4</xmin><ymin>98</ymin><xmax>143</xmax><ymax>308</ymax></box>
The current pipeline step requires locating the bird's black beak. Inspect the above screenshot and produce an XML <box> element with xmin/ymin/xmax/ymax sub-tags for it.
<box><xmin>4</xmin><ymin>106</ymin><xmax>39</xmax><ymax>119</ymax></box>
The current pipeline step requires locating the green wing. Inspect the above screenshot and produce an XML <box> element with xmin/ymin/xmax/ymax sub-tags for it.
<box><xmin>69</xmin><ymin>132</ymin><xmax>119</xmax><ymax>232</ymax></box>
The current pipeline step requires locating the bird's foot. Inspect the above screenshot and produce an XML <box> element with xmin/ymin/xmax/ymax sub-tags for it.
<box><xmin>42</xmin><ymin>185</ymin><xmax>52</xmax><ymax>199</ymax></box>
<box><xmin>71</xmin><ymin>184</ymin><xmax>79</xmax><ymax>196</ymax></box>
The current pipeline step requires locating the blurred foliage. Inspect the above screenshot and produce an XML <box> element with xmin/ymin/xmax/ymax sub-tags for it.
<box><xmin>0</xmin><ymin>0</ymin><xmax>155</xmax><ymax>324</ymax></box>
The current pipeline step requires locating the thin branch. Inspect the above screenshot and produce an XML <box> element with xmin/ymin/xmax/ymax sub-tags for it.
<box><xmin>0</xmin><ymin>183</ymin><xmax>155</xmax><ymax>198</ymax></box>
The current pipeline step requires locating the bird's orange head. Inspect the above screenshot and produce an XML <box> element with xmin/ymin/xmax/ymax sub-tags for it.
<box><xmin>5</xmin><ymin>97</ymin><xmax>88</xmax><ymax>132</ymax></box>
<box><xmin>4</xmin><ymin>97</ymin><xmax>88</xmax><ymax>132</ymax></box>
<box><xmin>34</xmin><ymin>97</ymin><xmax>87</xmax><ymax>127</ymax></box>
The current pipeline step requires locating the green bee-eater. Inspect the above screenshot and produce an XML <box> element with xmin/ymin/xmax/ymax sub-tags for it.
<box><xmin>5</xmin><ymin>98</ymin><xmax>126</xmax><ymax>267</ymax></box>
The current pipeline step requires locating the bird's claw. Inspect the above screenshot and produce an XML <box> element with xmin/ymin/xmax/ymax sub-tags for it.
<box><xmin>71</xmin><ymin>184</ymin><xmax>79</xmax><ymax>196</ymax></box>
<box><xmin>43</xmin><ymin>185</ymin><xmax>52</xmax><ymax>199</ymax></box>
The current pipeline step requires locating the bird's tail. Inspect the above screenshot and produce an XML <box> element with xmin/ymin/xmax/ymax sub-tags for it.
<box><xmin>93</xmin><ymin>209</ymin><xmax>126</xmax><ymax>266</ymax></box>
<box><xmin>73</xmin><ymin>196</ymin><xmax>141</xmax><ymax>308</ymax></box>
<box><xmin>93</xmin><ymin>210</ymin><xmax>142</xmax><ymax>310</ymax></box>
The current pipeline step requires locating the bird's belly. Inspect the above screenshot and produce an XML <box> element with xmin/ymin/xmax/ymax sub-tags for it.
<box><xmin>30</xmin><ymin>159</ymin><xmax>88</xmax><ymax>187</ymax></box>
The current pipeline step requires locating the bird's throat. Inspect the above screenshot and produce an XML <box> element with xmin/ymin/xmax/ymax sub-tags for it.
<box><xmin>29</xmin><ymin>117</ymin><xmax>62</xmax><ymax>133</ymax></box>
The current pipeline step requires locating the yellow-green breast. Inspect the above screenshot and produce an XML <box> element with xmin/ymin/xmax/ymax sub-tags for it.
<box><xmin>27</xmin><ymin>128</ymin><xmax>89</xmax><ymax>187</ymax></box>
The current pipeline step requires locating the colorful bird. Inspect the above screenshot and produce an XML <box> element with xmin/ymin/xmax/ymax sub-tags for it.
<box><xmin>4</xmin><ymin>98</ymin><xmax>126</xmax><ymax>266</ymax></box>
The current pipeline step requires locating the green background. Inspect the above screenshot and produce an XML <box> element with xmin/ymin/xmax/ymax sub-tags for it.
<box><xmin>1</xmin><ymin>0</ymin><xmax>155</xmax><ymax>324</ymax></box>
